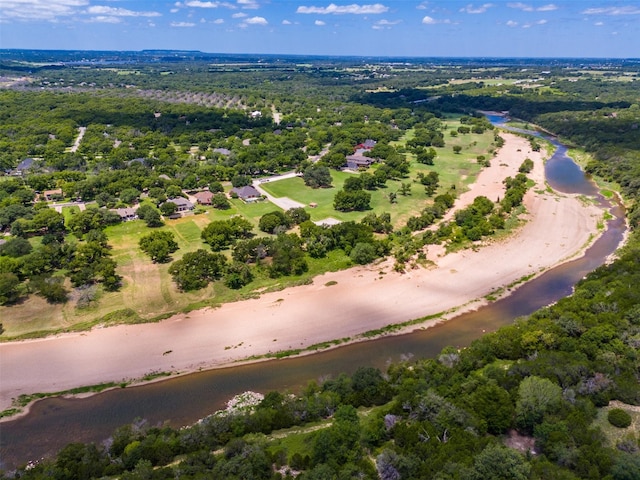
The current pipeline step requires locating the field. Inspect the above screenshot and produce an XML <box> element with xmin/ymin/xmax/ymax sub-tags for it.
<box><xmin>592</xmin><ymin>401</ymin><xmax>640</xmax><ymax>448</ymax></box>
<box><xmin>261</xmin><ymin>120</ymin><xmax>494</xmax><ymax>227</ymax></box>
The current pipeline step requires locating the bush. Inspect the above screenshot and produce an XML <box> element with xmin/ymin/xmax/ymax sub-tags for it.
<box><xmin>608</xmin><ymin>408</ymin><xmax>632</xmax><ymax>428</ymax></box>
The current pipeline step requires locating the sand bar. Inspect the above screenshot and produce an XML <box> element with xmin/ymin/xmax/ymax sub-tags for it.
<box><xmin>0</xmin><ymin>133</ymin><xmax>608</xmax><ymax>412</ymax></box>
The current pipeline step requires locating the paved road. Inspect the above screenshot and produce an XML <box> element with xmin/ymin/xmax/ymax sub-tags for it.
<box><xmin>70</xmin><ymin>126</ymin><xmax>86</xmax><ymax>153</ymax></box>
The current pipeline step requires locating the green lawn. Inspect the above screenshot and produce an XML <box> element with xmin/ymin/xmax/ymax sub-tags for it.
<box><xmin>261</xmin><ymin>123</ymin><xmax>494</xmax><ymax>227</ymax></box>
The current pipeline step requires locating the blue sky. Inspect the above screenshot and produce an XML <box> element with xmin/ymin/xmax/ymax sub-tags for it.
<box><xmin>1</xmin><ymin>1</ymin><xmax>639</xmax><ymax>57</ymax></box>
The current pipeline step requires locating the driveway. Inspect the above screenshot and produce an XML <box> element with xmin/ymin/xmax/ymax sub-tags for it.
<box><xmin>252</xmin><ymin>172</ymin><xmax>306</xmax><ymax>210</ymax></box>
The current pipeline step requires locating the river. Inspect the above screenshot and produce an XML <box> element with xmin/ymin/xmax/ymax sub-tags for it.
<box><xmin>0</xmin><ymin>118</ymin><xmax>626</xmax><ymax>470</ymax></box>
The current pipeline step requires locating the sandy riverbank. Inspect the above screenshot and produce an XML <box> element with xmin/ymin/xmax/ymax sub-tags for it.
<box><xmin>0</xmin><ymin>133</ymin><xmax>608</xmax><ymax>413</ymax></box>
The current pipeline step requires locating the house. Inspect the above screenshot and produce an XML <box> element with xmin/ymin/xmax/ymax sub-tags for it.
<box><xmin>112</xmin><ymin>207</ymin><xmax>138</xmax><ymax>222</ymax></box>
<box><xmin>42</xmin><ymin>189</ymin><xmax>63</xmax><ymax>202</ymax></box>
<box><xmin>346</xmin><ymin>152</ymin><xmax>374</xmax><ymax>170</ymax></box>
<box><xmin>346</xmin><ymin>156</ymin><xmax>374</xmax><ymax>170</ymax></box>
<box><xmin>213</xmin><ymin>148</ymin><xmax>231</xmax><ymax>156</ymax></box>
<box><xmin>356</xmin><ymin>139</ymin><xmax>377</xmax><ymax>150</ymax></box>
<box><xmin>231</xmin><ymin>185</ymin><xmax>262</xmax><ymax>202</ymax></box>
<box><xmin>11</xmin><ymin>157</ymin><xmax>35</xmax><ymax>176</ymax></box>
<box><xmin>193</xmin><ymin>191</ymin><xmax>214</xmax><ymax>205</ymax></box>
<box><xmin>345</xmin><ymin>139</ymin><xmax>377</xmax><ymax>170</ymax></box>
<box><xmin>250</xmin><ymin>110</ymin><xmax>262</xmax><ymax>118</ymax></box>
<box><xmin>167</xmin><ymin>197</ymin><xmax>194</xmax><ymax>212</ymax></box>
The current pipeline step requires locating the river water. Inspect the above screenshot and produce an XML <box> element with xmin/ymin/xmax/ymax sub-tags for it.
<box><xmin>0</xmin><ymin>118</ymin><xmax>626</xmax><ymax>470</ymax></box>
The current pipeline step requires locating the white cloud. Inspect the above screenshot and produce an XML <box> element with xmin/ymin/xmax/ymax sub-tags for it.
<box><xmin>582</xmin><ymin>6</ymin><xmax>640</xmax><ymax>15</ymax></box>
<box><xmin>460</xmin><ymin>3</ymin><xmax>495</xmax><ymax>14</ymax></box>
<box><xmin>87</xmin><ymin>15</ymin><xmax>121</xmax><ymax>23</ymax></box>
<box><xmin>171</xmin><ymin>21</ymin><xmax>196</xmax><ymax>26</ymax></box>
<box><xmin>185</xmin><ymin>1</ymin><xmax>221</xmax><ymax>7</ymax></box>
<box><xmin>522</xmin><ymin>19</ymin><xmax>546</xmax><ymax>28</ymax></box>
<box><xmin>297</xmin><ymin>3</ymin><xmax>388</xmax><ymax>15</ymax></box>
<box><xmin>315</xmin><ymin>19</ymin><xmax>326</xmax><ymax>25</ymax></box>
<box><xmin>170</xmin><ymin>8</ymin><xmax>179</xmax><ymax>13</ymax></box>
<box><xmin>373</xmin><ymin>18</ymin><xmax>400</xmax><ymax>29</ymax></box>
<box><xmin>237</xmin><ymin>0</ymin><xmax>259</xmax><ymax>9</ymax></box>
<box><xmin>508</xmin><ymin>2</ymin><xmax>557</xmax><ymax>12</ymax></box>
<box><xmin>594</xmin><ymin>21</ymin><xmax>604</xmax><ymax>26</ymax></box>
<box><xmin>507</xmin><ymin>2</ymin><xmax>533</xmax><ymax>11</ymax></box>
<box><xmin>178</xmin><ymin>1</ymin><xmax>237</xmax><ymax>9</ymax></box>
<box><xmin>245</xmin><ymin>15</ymin><xmax>267</xmax><ymax>24</ymax></box>
<box><xmin>213</xmin><ymin>18</ymin><xmax>224</xmax><ymax>23</ymax></box>
<box><xmin>86</xmin><ymin>6</ymin><xmax>161</xmax><ymax>17</ymax></box>
<box><xmin>421</xmin><ymin>16</ymin><xmax>451</xmax><ymax>25</ymax></box>
<box><xmin>232</xmin><ymin>12</ymin><xmax>247</xmax><ymax>17</ymax></box>
<box><xmin>1</xmin><ymin>1</ymin><xmax>164</xmax><ymax>22</ymax></box>
<box><xmin>506</xmin><ymin>20</ymin><xmax>518</xmax><ymax>26</ymax></box>
<box><xmin>282</xmin><ymin>19</ymin><xmax>292</xmax><ymax>24</ymax></box>
<box><xmin>0</xmin><ymin>0</ymin><xmax>88</xmax><ymax>21</ymax></box>
<box><xmin>416</xmin><ymin>1</ymin><xmax>429</xmax><ymax>10</ymax></box>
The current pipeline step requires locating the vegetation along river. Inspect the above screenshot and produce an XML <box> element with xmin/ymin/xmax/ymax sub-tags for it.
<box><xmin>0</xmin><ymin>121</ymin><xmax>627</xmax><ymax>470</ymax></box>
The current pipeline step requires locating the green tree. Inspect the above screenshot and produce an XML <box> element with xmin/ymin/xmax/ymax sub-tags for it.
<box><xmin>516</xmin><ymin>375</ymin><xmax>563</xmax><ymax>433</ymax></box>
<box><xmin>259</xmin><ymin>211</ymin><xmax>290</xmax><ymax>234</ymax></box>
<box><xmin>467</xmin><ymin>382</ymin><xmax>515</xmax><ymax>434</ymax></box>
<box><xmin>224</xmin><ymin>262</ymin><xmax>254</xmax><ymax>289</ymax></box>
<box><xmin>334</xmin><ymin>190</ymin><xmax>371</xmax><ymax>212</ymax></box>
<box><xmin>169</xmin><ymin>249</ymin><xmax>227</xmax><ymax>291</ymax></box>
<box><xmin>470</xmin><ymin>444</ymin><xmax>531</xmax><ymax>480</ymax></box>
<box><xmin>31</xmin><ymin>275</ymin><xmax>68</xmax><ymax>303</ymax></box>
<box><xmin>303</xmin><ymin>164</ymin><xmax>332</xmax><ymax>188</ymax></box>
<box><xmin>0</xmin><ymin>237</ymin><xmax>33</xmax><ymax>257</ymax></box>
<box><xmin>139</xmin><ymin>231</ymin><xmax>179</xmax><ymax>263</ymax></box>
<box><xmin>608</xmin><ymin>408</ymin><xmax>632</xmax><ymax>428</ymax></box>
<box><xmin>0</xmin><ymin>272</ymin><xmax>21</xmax><ymax>305</ymax></box>
<box><xmin>211</xmin><ymin>192</ymin><xmax>231</xmax><ymax>210</ymax></box>
<box><xmin>119</xmin><ymin>187</ymin><xmax>140</xmax><ymax>205</ymax></box>
<box><xmin>160</xmin><ymin>201</ymin><xmax>177</xmax><ymax>217</ymax></box>
<box><xmin>135</xmin><ymin>204</ymin><xmax>164</xmax><ymax>227</ymax></box>
<box><xmin>349</xmin><ymin>242</ymin><xmax>377</xmax><ymax>265</ymax></box>
<box><xmin>343</xmin><ymin>176</ymin><xmax>363</xmax><ymax>192</ymax></box>
<box><xmin>269</xmin><ymin>234</ymin><xmax>308</xmax><ymax>277</ymax></box>
<box><xmin>416</xmin><ymin>147</ymin><xmax>437</xmax><ymax>165</ymax></box>
<box><xmin>285</xmin><ymin>207</ymin><xmax>310</xmax><ymax>225</ymax></box>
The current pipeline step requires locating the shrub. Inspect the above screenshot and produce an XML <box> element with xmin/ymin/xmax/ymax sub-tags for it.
<box><xmin>608</xmin><ymin>408</ymin><xmax>632</xmax><ymax>428</ymax></box>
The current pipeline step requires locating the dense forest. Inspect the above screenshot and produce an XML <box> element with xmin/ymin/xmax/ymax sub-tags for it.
<box><xmin>0</xmin><ymin>52</ymin><xmax>639</xmax><ymax>478</ymax></box>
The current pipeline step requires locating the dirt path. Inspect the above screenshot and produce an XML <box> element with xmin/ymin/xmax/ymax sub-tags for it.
<box><xmin>0</xmin><ymin>133</ymin><xmax>609</xmax><ymax>413</ymax></box>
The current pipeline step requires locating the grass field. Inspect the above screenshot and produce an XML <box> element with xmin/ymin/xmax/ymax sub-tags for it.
<box><xmin>0</xmin><ymin>119</ymin><xmax>499</xmax><ymax>337</ymax></box>
<box><xmin>262</xmin><ymin>121</ymin><xmax>493</xmax><ymax>227</ymax></box>
<box><xmin>592</xmin><ymin>401</ymin><xmax>640</xmax><ymax>448</ymax></box>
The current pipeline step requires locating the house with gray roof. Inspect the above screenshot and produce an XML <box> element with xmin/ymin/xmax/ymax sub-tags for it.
<box><xmin>231</xmin><ymin>185</ymin><xmax>262</xmax><ymax>202</ymax></box>
<box><xmin>166</xmin><ymin>197</ymin><xmax>194</xmax><ymax>212</ymax></box>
